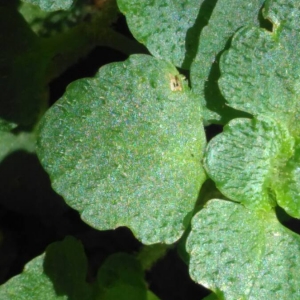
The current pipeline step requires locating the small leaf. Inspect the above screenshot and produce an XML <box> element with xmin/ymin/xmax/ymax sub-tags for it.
<box><xmin>96</xmin><ymin>253</ymin><xmax>158</xmax><ymax>300</ymax></box>
<box><xmin>21</xmin><ymin>0</ymin><xmax>73</xmax><ymax>12</ymax></box>
<box><xmin>19</xmin><ymin>1</ymin><xmax>90</xmax><ymax>37</ymax></box>
<box><xmin>0</xmin><ymin>236</ymin><xmax>91</xmax><ymax>300</ymax></box>
<box><xmin>0</xmin><ymin>130</ymin><xmax>36</xmax><ymax>162</ymax></box>
<box><xmin>117</xmin><ymin>0</ymin><xmax>207</xmax><ymax>69</ymax></box>
<box><xmin>187</xmin><ymin>199</ymin><xmax>300</xmax><ymax>299</ymax></box>
<box><xmin>204</xmin><ymin>117</ymin><xmax>294</xmax><ymax>211</ymax></box>
<box><xmin>37</xmin><ymin>54</ymin><xmax>206</xmax><ymax>244</ymax></box>
<box><xmin>190</xmin><ymin>0</ymin><xmax>264</xmax><ymax>123</ymax></box>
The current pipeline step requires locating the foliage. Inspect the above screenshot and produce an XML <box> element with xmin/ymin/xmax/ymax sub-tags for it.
<box><xmin>1</xmin><ymin>0</ymin><xmax>300</xmax><ymax>299</ymax></box>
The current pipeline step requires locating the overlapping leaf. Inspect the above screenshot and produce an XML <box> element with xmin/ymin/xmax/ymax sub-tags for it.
<box><xmin>187</xmin><ymin>199</ymin><xmax>300</xmax><ymax>299</ymax></box>
<box><xmin>21</xmin><ymin>0</ymin><xmax>73</xmax><ymax>12</ymax></box>
<box><xmin>117</xmin><ymin>0</ymin><xmax>210</xmax><ymax>69</ymax></box>
<box><xmin>204</xmin><ymin>117</ymin><xmax>295</xmax><ymax>212</ymax></box>
<box><xmin>219</xmin><ymin>1</ymin><xmax>300</xmax><ymax>136</ymax></box>
<box><xmin>0</xmin><ymin>237</ymin><xmax>158</xmax><ymax>300</ymax></box>
<box><xmin>190</xmin><ymin>0</ymin><xmax>264</xmax><ymax>123</ymax></box>
<box><xmin>0</xmin><ymin>236</ymin><xmax>91</xmax><ymax>300</ymax></box>
<box><xmin>205</xmin><ymin>0</ymin><xmax>300</xmax><ymax>217</ymax></box>
<box><xmin>37</xmin><ymin>54</ymin><xmax>206</xmax><ymax>244</ymax></box>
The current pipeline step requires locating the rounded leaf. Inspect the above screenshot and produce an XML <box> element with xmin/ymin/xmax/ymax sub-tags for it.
<box><xmin>117</xmin><ymin>0</ymin><xmax>204</xmax><ymax>69</ymax></box>
<box><xmin>37</xmin><ymin>54</ymin><xmax>206</xmax><ymax>244</ymax></box>
<box><xmin>187</xmin><ymin>199</ymin><xmax>300</xmax><ymax>299</ymax></box>
<box><xmin>204</xmin><ymin>117</ymin><xmax>294</xmax><ymax>211</ymax></box>
<box><xmin>190</xmin><ymin>0</ymin><xmax>264</xmax><ymax>123</ymax></box>
<box><xmin>219</xmin><ymin>22</ymin><xmax>300</xmax><ymax>136</ymax></box>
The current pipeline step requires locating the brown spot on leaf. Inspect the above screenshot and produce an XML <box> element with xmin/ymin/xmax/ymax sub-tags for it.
<box><xmin>169</xmin><ymin>75</ymin><xmax>182</xmax><ymax>91</ymax></box>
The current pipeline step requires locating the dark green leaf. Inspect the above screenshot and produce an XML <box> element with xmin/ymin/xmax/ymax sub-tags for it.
<box><xmin>0</xmin><ymin>236</ymin><xmax>91</xmax><ymax>300</ymax></box>
<box><xmin>96</xmin><ymin>253</ymin><xmax>158</xmax><ymax>300</ymax></box>
<box><xmin>19</xmin><ymin>1</ymin><xmax>90</xmax><ymax>37</ymax></box>
<box><xmin>21</xmin><ymin>0</ymin><xmax>73</xmax><ymax>12</ymax></box>
<box><xmin>0</xmin><ymin>7</ymin><xmax>48</xmax><ymax>129</ymax></box>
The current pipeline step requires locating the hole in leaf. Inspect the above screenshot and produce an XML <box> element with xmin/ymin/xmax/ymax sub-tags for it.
<box><xmin>258</xmin><ymin>5</ymin><xmax>273</xmax><ymax>32</ymax></box>
<box><xmin>169</xmin><ymin>75</ymin><xmax>183</xmax><ymax>91</ymax></box>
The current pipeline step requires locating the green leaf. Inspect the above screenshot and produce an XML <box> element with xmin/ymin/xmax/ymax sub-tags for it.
<box><xmin>219</xmin><ymin>4</ymin><xmax>300</xmax><ymax>136</ymax></box>
<box><xmin>190</xmin><ymin>0</ymin><xmax>264</xmax><ymax>123</ymax></box>
<box><xmin>0</xmin><ymin>238</ymin><xmax>159</xmax><ymax>300</ymax></box>
<box><xmin>263</xmin><ymin>0</ymin><xmax>300</xmax><ymax>28</ymax></box>
<box><xmin>0</xmin><ymin>7</ymin><xmax>48</xmax><ymax>129</ymax></box>
<box><xmin>147</xmin><ymin>291</ymin><xmax>160</xmax><ymax>300</ymax></box>
<box><xmin>136</xmin><ymin>244</ymin><xmax>169</xmax><ymax>271</ymax></box>
<box><xmin>19</xmin><ymin>1</ymin><xmax>90</xmax><ymax>37</ymax></box>
<box><xmin>186</xmin><ymin>199</ymin><xmax>300</xmax><ymax>299</ymax></box>
<box><xmin>0</xmin><ymin>130</ymin><xmax>36</xmax><ymax>162</ymax></box>
<box><xmin>117</xmin><ymin>0</ymin><xmax>210</xmax><ymax>69</ymax></box>
<box><xmin>274</xmin><ymin>144</ymin><xmax>300</xmax><ymax>218</ymax></box>
<box><xmin>215</xmin><ymin>0</ymin><xmax>300</xmax><ymax>218</ymax></box>
<box><xmin>96</xmin><ymin>253</ymin><xmax>159</xmax><ymax>300</ymax></box>
<box><xmin>37</xmin><ymin>54</ymin><xmax>206</xmax><ymax>244</ymax></box>
<box><xmin>202</xmin><ymin>293</ymin><xmax>219</xmax><ymax>300</ymax></box>
<box><xmin>204</xmin><ymin>117</ymin><xmax>294</xmax><ymax>211</ymax></box>
<box><xmin>21</xmin><ymin>0</ymin><xmax>73</xmax><ymax>12</ymax></box>
<box><xmin>0</xmin><ymin>236</ymin><xmax>91</xmax><ymax>300</ymax></box>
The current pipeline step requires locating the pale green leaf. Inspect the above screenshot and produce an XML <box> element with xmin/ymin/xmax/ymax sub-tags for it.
<box><xmin>117</xmin><ymin>0</ymin><xmax>210</xmax><ymax>69</ymax></box>
<box><xmin>0</xmin><ymin>236</ymin><xmax>91</xmax><ymax>300</ymax></box>
<box><xmin>0</xmin><ymin>130</ymin><xmax>36</xmax><ymax>162</ymax></box>
<box><xmin>37</xmin><ymin>54</ymin><xmax>206</xmax><ymax>244</ymax></box>
<box><xmin>273</xmin><ymin>144</ymin><xmax>300</xmax><ymax>218</ymax></box>
<box><xmin>204</xmin><ymin>117</ymin><xmax>294</xmax><ymax>211</ymax></box>
<box><xmin>21</xmin><ymin>0</ymin><xmax>73</xmax><ymax>12</ymax></box>
<box><xmin>187</xmin><ymin>199</ymin><xmax>300</xmax><ymax>299</ymax></box>
<box><xmin>190</xmin><ymin>0</ymin><xmax>264</xmax><ymax>123</ymax></box>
